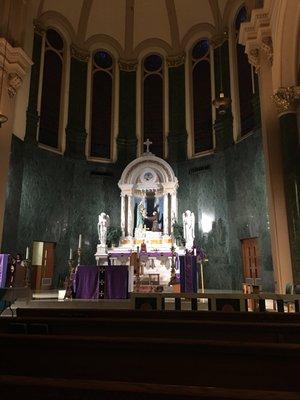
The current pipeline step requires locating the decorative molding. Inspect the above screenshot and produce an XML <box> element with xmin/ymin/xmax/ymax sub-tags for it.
<box><xmin>7</xmin><ymin>73</ymin><xmax>22</xmax><ymax>97</ymax></box>
<box><xmin>209</xmin><ymin>32</ymin><xmax>228</xmax><ymax>49</ymax></box>
<box><xmin>272</xmin><ymin>86</ymin><xmax>300</xmax><ymax>115</ymax></box>
<box><xmin>0</xmin><ymin>38</ymin><xmax>33</xmax><ymax>97</ymax></box>
<box><xmin>166</xmin><ymin>53</ymin><xmax>185</xmax><ymax>67</ymax></box>
<box><xmin>70</xmin><ymin>44</ymin><xmax>90</xmax><ymax>62</ymax></box>
<box><xmin>118</xmin><ymin>59</ymin><xmax>138</xmax><ymax>72</ymax></box>
<box><xmin>239</xmin><ymin>7</ymin><xmax>273</xmax><ymax>71</ymax></box>
<box><xmin>261</xmin><ymin>36</ymin><xmax>273</xmax><ymax>65</ymax></box>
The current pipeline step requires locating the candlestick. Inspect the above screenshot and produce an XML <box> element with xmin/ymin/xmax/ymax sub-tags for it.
<box><xmin>78</xmin><ymin>234</ymin><xmax>82</xmax><ymax>249</ymax></box>
<box><xmin>25</xmin><ymin>246</ymin><xmax>29</xmax><ymax>260</ymax></box>
<box><xmin>69</xmin><ymin>248</ymin><xmax>73</xmax><ymax>259</ymax></box>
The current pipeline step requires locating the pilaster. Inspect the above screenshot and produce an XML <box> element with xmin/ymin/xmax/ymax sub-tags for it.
<box><xmin>273</xmin><ymin>86</ymin><xmax>300</xmax><ymax>283</ymax></box>
<box><xmin>240</xmin><ymin>10</ymin><xmax>293</xmax><ymax>292</ymax></box>
<box><xmin>0</xmin><ymin>37</ymin><xmax>32</xmax><ymax>247</ymax></box>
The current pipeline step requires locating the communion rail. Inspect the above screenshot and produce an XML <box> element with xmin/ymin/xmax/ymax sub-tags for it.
<box><xmin>131</xmin><ymin>292</ymin><xmax>300</xmax><ymax>312</ymax></box>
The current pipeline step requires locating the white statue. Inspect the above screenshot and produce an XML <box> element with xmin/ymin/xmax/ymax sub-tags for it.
<box><xmin>182</xmin><ymin>210</ymin><xmax>195</xmax><ymax>250</ymax></box>
<box><xmin>97</xmin><ymin>213</ymin><xmax>110</xmax><ymax>246</ymax></box>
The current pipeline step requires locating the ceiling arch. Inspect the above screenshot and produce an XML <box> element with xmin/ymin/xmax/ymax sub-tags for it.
<box><xmin>35</xmin><ymin>0</ymin><xmax>231</xmax><ymax>57</ymax></box>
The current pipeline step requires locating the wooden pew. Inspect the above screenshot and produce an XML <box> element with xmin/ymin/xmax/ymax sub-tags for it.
<box><xmin>1</xmin><ymin>333</ymin><xmax>300</xmax><ymax>392</ymax></box>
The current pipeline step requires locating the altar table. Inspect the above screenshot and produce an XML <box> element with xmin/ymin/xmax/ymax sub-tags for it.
<box><xmin>74</xmin><ymin>265</ymin><xmax>128</xmax><ymax>300</ymax></box>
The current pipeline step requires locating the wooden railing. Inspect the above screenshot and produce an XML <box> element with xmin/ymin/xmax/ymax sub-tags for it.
<box><xmin>131</xmin><ymin>292</ymin><xmax>300</xmax><ymax>312</ymax></box>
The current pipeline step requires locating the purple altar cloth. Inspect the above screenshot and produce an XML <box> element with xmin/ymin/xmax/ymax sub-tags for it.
<box><xmin>75</xmin><ymin>266</ymin><xmax>100</xmax><ymax>299</ymax></box>
<box><xmin>179</xmin><ymin>255</ymin><xmax>197</xmax><ymax>293</ymax></box>
<box><xmin>105</xmin><ymin>265</ymin><xmax>128</xmax><ymax>299</ymax></box>
<box><xmin>109</xmin><ymin>251</ymin><xmax>173</xmax><ymax>257</ymax></box>
<box><xmin>0</xmin><ymin>254</ymin><xmax>9</xmax><ymax>288</ymax></box>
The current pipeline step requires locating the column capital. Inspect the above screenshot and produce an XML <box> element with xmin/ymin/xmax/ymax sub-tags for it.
<box><xmin>166</xmin><ymin>52</ymin><xmax>185</xmax><ymax>68</ymax></box>
<box><xmin>0</xmin><ymin>38</ymin><xmax>33</xmax><ymax>97</ymax></box>
<box><xmin>209</xmin><ymin>32</ymin><xmax>228</xmax><ymax>49</ymax></box>
<box><xmin>33</xmin><ymin>20</ymin><xmax>46</xmax><ymax>36</ymax></box>
<box><xmin>118</xmin><ymin>59</ymin><xmax>138</xmax><ymax>71</ymax></box>
<box><xmin>70</xmin><ymin>44</ymin><xmax>90</xmax><ymax>62</ymax></box>
<box><xmin>272</xmin><ymin>86</ymin><xmax>300</xmax><ymax>115</ymax></box>
<box><xmin>239</xmin><ymin>6</ymin><xmax>273</xmax><ymax>71</ymax></box>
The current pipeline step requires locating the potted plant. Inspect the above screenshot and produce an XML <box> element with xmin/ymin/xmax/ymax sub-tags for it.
<box><xmin>107</xmin><ymin>226</ymin><xmax>122</xmax><ymax>248</ymax></box>
<box><xmin>172</xmin><ymin>222</ymin><xmax>185</xmax><ymax>246</ymax></box>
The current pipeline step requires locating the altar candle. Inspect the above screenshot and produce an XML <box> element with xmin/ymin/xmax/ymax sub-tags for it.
<box><xmin>69</xmin><ymin>248</ymin><xmax>73</xmax><ymax>259</ymax></box>
<box><xmin>25</xmin><ymin>246</ymin><xmax>29</xmax><ymax>260</ymax></box>
<box><xmin>78</xmin><ymin>234</ymin><xmax>82</xmax><ymax>249</ymax></box>
<box><xmin>194</xmin><ymin>248</ymin><xmax>197</xmax><ymax>256</ymax></box>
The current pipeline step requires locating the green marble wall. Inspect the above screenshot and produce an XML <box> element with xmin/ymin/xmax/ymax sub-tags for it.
<box><xmin>2</xmin><ymin>129</ymin><xmax>272</xmax><ymax>289</ymax></box>
<box><xmin>2</xmin><ymin>138</ymin><xmax>120</xmax><ymax>284</ymax></box>
<box><xmin>174</xmin><ymin>129</ymin><xmax>273</xmax><ymax>291</ymax></box>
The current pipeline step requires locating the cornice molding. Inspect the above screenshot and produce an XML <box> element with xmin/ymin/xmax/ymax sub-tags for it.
<box><xmin>272</xmin><ymin>86</ymin><xmax>300</xmax><ymax>115</ymax></box>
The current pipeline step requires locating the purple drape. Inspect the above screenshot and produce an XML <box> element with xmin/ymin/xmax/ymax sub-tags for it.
<box><xmin>0</xmin><ymin>254</ymin><xmax>9</xmax><ymax>288</ymax></box>
<box><xmin>179</xmin><ymin>255</ymin><xmax>198</xmax><ymax>293</ymax></box>
<box><xmin>105</xmin><ymin>265</ymin><xmax>128</xmax><ymax>299</ymax></box>
<box><xmin>75</xmin><ymin>266</ymin><xmax>100</xmax><ymax>299</ymax></box>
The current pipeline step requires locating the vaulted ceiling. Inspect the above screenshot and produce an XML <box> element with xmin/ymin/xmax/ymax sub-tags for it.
<box><xmin>35</xmin><ymin>0</ymin><xmax>235</xmax><ymax>57</ymax></box>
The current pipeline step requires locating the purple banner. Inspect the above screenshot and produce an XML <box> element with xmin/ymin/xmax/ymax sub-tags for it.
<box><xmin>179</xmin><ymin>255</ymin><xmax>198</xmax><ymax>293</ymax></box>
<box><xmin>0</xmin><ymin>254</ymin><xmax>9</xmax><ymax>288</ymax></box>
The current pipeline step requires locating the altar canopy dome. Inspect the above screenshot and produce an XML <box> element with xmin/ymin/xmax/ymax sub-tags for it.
<box><xmin>118</xmin><ymin>152</ymin><xmax>178</xmax><ymax>197</ymax></box>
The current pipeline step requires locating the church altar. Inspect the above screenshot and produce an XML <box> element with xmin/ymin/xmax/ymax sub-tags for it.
<box><xmin>93</xmin><ymin>140</ymin><xmax>197</xmax><ymax>293</ymax></box>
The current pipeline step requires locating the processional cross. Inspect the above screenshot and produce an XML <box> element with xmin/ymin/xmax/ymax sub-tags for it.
<box><xmin>143</xmin><ymin>138</ymin><xmax>152</xmax><ymax>154</ymax></box>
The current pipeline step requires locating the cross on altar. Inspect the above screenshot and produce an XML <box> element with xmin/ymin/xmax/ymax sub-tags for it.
<box><xmin>143</xmin><ymin>138</ymin><xmax>153</xmax><ymax>153</ymax></box>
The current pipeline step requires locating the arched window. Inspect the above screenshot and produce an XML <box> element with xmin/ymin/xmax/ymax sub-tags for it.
<box><xmin>39</xmin><ymin>28</ymin><xmax>64</xmax><ymax>149</ymax></box>
<box><xmin>90</xmin><ymin>50</ymin><xmax>114</xmax><ymax>159</ymax></box>
<box><xmin>191</xmin><ymin>39</ymin><xmax>213</xmax><ymax>154</ymax></box>
<box><xmin>143</xmin><ymin>54</ymin><xmax>164</xmax><ymax>158</ymax></box>
<box><xmin>235</xmin><ymin>6</ymin><xmax>257</xmax><ymax>135</ymax></box>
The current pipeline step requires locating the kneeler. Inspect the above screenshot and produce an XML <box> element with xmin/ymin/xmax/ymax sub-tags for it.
<box><xmin>179</xmin><ymin>255</ymin><xmax>198</xmax><ymax>293</ymax></box>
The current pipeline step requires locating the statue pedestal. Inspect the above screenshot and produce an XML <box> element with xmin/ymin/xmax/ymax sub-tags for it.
<box><xmin>96</xmin><ymin>244</ymin><xmax>108</xmax><ymax>255</ymax></box>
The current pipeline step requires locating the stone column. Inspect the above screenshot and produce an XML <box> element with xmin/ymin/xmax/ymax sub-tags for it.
<box><xmin>120</xmin><ymin>194</ymin><xmax>126</xmax><ymax>237</ymax></box>
<box><xmin>273</xmin><ymin>86</ymin><xmax>300</xmax><ymax>283</ymax></box>
<box><xmin>0</xmin><ymin>38</ymin><xmax>32</xmax><ymax>247</ymax></box>
<box><xmin>127</xmin><ymin>194</ymin><xmax>133</xmax><ymax>237</ymax></box>
<box><xmin>163</xmin><ymin>194</ymin><xmax>169</xmax><ymax>235</ymax></box>
<box><xmin>256</xmin><ymin>55</ymin><xmax>293</xmax><ymax>293</ymax></box>
<box><xmin>170</xmin><ymin>192</ymin><xmax>178</xmax><ymax>233</ymax></box>
<box><xmin>239</xmin><ymin>13</ymin><xmax>294</xmax><ymax>292</ymax></box>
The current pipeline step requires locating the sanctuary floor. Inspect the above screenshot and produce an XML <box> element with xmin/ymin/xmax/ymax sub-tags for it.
<box><xmin>0</xmin><ymin>289</ymin><xmax>279</xmax><ymax>317</ymax></box>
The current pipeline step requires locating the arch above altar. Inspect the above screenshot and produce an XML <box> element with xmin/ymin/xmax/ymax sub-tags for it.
<box><xmin>118</xmin><ymin>152</ymin><xmax>178</xmax><ymax>248</ymax></box>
